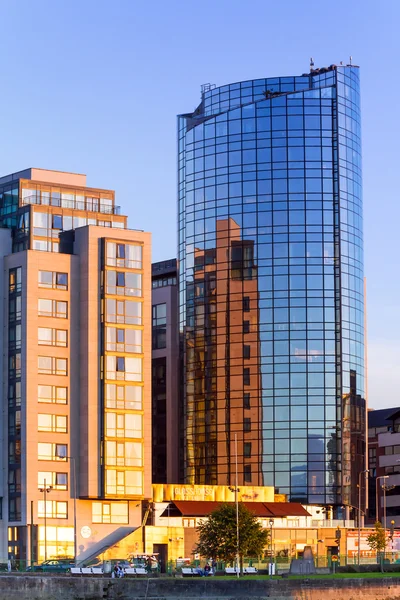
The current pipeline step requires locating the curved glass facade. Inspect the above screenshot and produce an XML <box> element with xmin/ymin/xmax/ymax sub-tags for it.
<box><xmin>178</xmin><ymin>66</ymin><xmax>365</xmax><ymax>506</ymax></box>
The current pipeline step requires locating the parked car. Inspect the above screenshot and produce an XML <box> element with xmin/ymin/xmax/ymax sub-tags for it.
<box><xmin>26</xmin><ymin>559</ymin><xmax>75</xmax><ymax>572</ymax></box>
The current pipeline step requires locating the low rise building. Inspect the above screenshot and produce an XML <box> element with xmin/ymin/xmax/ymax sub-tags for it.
<box><xmin>368</xmin><ymin>408</ymin><xmax>400</xmax><ymax>527</ymax></box>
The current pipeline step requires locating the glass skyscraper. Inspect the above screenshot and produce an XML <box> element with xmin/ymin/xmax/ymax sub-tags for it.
<box><xmin>178</xmin><ymin>64</ymin><xmax>366</xmax><ymax>508</ymax></box>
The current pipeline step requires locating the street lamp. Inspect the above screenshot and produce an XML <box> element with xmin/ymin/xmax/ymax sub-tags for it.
<box><xmin>382</xmin><ymin>483</ymin><xmax>396</xmax><ymax>559</ymax></box>
<box><xmin>39</xmin><ymin>479</ymin><xmax>52</xmax><ymax>561</ymax></box>
<box><xmin>376</xmin><ymin>475</ymin><xmax>389</xmax><ymax>523</ymax></box>
<box><xmin>269</xmin><ymin>519</ymin><xmax>274</xmax><ymax>579</ymax></box>
<box><xmin>234</xmin><ymin>433</ymin><xmax>240</xmax><ymax>579</ymax></box>
<box><xmin>357</xmin><ymin>469</ymin><xmax>369</xmax><ymax>566</ymax></box>
<box><xmin>57</xmin><ymin>453</ymin><xmax>77</xmax><ymax>563</ymax></box>
<box><xmin>229</xmin><ymin>434</ymin><xmax>240</xmax><ymax>578</ymax></box>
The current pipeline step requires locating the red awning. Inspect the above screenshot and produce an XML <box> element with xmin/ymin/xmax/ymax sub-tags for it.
<box><xmin>159</xmin><ymin>501</ymin><xmax>310</xmax><ymax>518</ymax></box>
<box><xmin>263</xmin><ymin>502</ymin><xmax>311</xmax><ymax>517</ymax></box>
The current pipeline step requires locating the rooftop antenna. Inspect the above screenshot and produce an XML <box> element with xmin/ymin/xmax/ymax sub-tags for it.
<box><xmin>349</xmin><ymin>56</ymin><xmax>352</xmax><ymax>65</ymax></box>
<box><xmin>310</xmin><ymin>57</ymin><xmax>315</xmax><ymax>72</ymax></box>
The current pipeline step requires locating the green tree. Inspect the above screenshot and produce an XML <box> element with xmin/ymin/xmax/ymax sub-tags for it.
<box><xmin>367</xmin><ymin>521</ymin><xmax>386</xmax><ymax>572</ymax></box>
<box><xmin>195</xmin><ymin>503</ymin><xmax>269</xmax><ymax>574</ymax></box>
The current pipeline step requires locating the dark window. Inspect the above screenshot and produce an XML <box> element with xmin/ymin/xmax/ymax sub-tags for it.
<box><xmin>244</xmin><ymin>465</ymin><xmax>252</xmax><ymax>482</ymax></box>
<box><xmin>116</xmin><ymin>357</ymin><xmax>125</xmax><ymax>371</ymax></box>
<box><xmin>243</xmin><ymin>368</ymin><xmax>250</xmax><ymax>386</ymax></box>
<box><xmin>243</xmin><ymin>320</ymin><xmax>250</xmax><ymax>334</ymax></box>
<box><xmin>56</xmin><ymin>473</ymin><xmax>68</xmax><ymax>488</ymax></box>
<box><xmin>244</xmin><ymin>393</ymin><xmax>250</xmax><ymax>409</ymax></box>
<box><xmin>231</xmin><ymin>241</ymin><xmax>255</xmax><ymax>280</ymax></box>
<box><xmin>243</xmin><ymin>296</ymin><xmax>250</xmax><ymax>312</ymax></box>
<box><xmin>117</xmin><ymin>329</ymin><xmax>125</xmax><ymax>343</ymax></box>
<box><xmin>116</xmin><ymin>272</ymin><xmax>125</xmax><ymax>287</ymax></box>
<box><xmin>244</xmin><ymin>443</ymin><xmax>252</xmax><ymax>458</ymax></box>
<box><xmin>244</xmin><ymin>418</ymin><xmax>251</xmax><ymax>432</ymax></box>
<box><xmin>152</xmin><ymin>303</ymin><xmax>167</xmax><ymax>350</ymax></box>
<box><xmin>56</xmin><ymin>272</ymin><xmax>68</xmax><ymax>288</ymax></box>
<box><xmin>52</xmin><ymin>215</ymin><xmax>62</xmax><ymax>230</ymax></box>
<box><xmin>117</xmin><ymin>244</ymin><xmax>125</xmax><ymax>259</ymax></box>
<box><xmin>243</xmin><ymin>345</ymin><xmax>250</xmax><ymax>359</ymax></box>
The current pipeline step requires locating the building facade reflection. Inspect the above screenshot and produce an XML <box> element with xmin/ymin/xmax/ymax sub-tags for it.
<box><xmin>178</xmin><ymin>64</ymin><xmax>365</xmax><ymax>508</ymax></box>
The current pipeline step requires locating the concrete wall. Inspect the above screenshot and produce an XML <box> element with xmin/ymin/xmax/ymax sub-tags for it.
<box><xmin>0</xmin><ymin>576</ymin><xmax>400</xmax><ymax>599</ymax></box>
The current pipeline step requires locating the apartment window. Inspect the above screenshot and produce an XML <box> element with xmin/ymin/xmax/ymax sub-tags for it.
<box><xmin>38</xmin><ymin>443</ymin><xmax>67</xmax><ymax>461</ymax></box>
<box><xmin>105</xmin><ymin>299</ymin><xmax>142</xmax><ymax>325</ymax></box>
<box><xmin>243</xmin><ymin>345</ymin><xmax>250</xmax><ymax>359</ymax></box>
<box><xmin>244</xmin><ymin>465</ymin><xmax>252</xmax><ymax>483</ymax></box>
<box><xmin>8</xmin><ymin>497</ymin><xmax>21</xmax><ymax>521</ymax></box>
<box><xmin>38</xmin><ymin>271</ymin><xmax>68</xmax><ymax>290</ymax></box>
<box><xmin>8</xmin><ymin>382</ymin><xmax>21</xmax><ymax>408</ymax></box>
<box><xmin>243</xmin><ymin>368</ymin><xmax>250</xmax><ymax>386</ymax></box>
<box><xmin>9</xmin><ymin>297</ymin><xmax>21</xmax><ymax>321</ymax></box>
<box><xmin>183</xmin><ymin>519</ymin><xmax>196</xmax><ymax>528</ymax></box>
<box><xmin>152</xmin><ymin>303</ymin><xmax>167</xmax><ymax>349</ymax></box>
<box><xmin>38</xmin><ymin>327</ymin><xmax>68</xmax><ymax>347</ymax></box>
<box><xmin>8</xmin><ymin>469</ymin><xmax>21</xmax><ymax>493</ymax></box>
<box><xmin>152</xmin><ymin>276</ymin><xmax>177</xmax><ymax>288</ymax></box>
<box><xmin>106</xmin><ymin>327</ymin><xmax>142</xmax><ymax>353</ymax></box>
<box><xmin>38</xmin><ymin>414</ymin><xmax>68</xmax><ymax>433</ymax></box>
<box><xmin>9</xmin><ymin>353</ymin><xmax>21</xmax><ymax>377</ymax></box>
<box><xmin>105</xmin><ymin>469</ymin><xmax>143</xmax><ymax>495</ymax></box>
<box><xmin>38</xmin><ymin>299</ymin><xmax>67</xmax><ymax>318</ymax></box>
<box><xmin>106</xmin><ymin>270</ymin><xmax>142</xmax><ymax>297</ymax></box>
<box><xmin>106</xmin><ymin>242</ymin><xmax>142</xmax><ymax>269</ymax></box>
<box><xmin>52</xmin><ymin>215</ymin><xmax>63</xmax><ymax>230</ymax></box>
<box><xmin>38</xmin><ymin>500</ymin><xmax>67</xmax><ymax>519</ymax></box>
<box><xmin>244</xmin><ymin>418</ymin><xmax>251</xmax><ymax>432</ymax></box>
<box><xmin>9</xmin><ymin>440</ymin><xmax>21</xmax><ymax>464</ymax></box>
<box><xmin>244</xmin><ymin>393</ymin><xmax>250</xmax><ymax>409</ymax></box>
<box><xmin>92</xmin><ymin>501</ymin><xmax>129</xmax><ymax>524</ymax></box>
<box><xmin>105</xmin><ymin>441</ymin><xmax>143</xmax><ymax>467</ymax></box>
<box><xmin>38</xmin><ymin>385</ymin><xmax>68</xmax><ymax>404</ymax></box>
<box><xmin>38</xmin><ymin>472</ymin><xmax>68</xmax><ymax>491</ymax></box>
<box><xmin>106</xmin><ymin>356</ymin><xmax>142</xmax><ymax>381</ymax></box>
<box><xmin>9</xmin><ymin>324</ymin><xmax>21</xmax><ymax>350</ymax></box>
<box><xmin>9</xmin><ymin>268</ymin><xmax>22</xmax><ymax>293</ymax></box>
<box><xmin>243</xmin><ymin>320</ymin><xmax>250</xmax><ymax>334</ymax></box>
<box><xmin>244</xmin><ymin>442</ymin><xmax>252</xmax><ymax>458</ymax></box>
<box><xmin>369</xmin><ymin>447</ymin><xmax>376</xmax><ymax>468</ymax></box>
<box><xmin>105</xmin><ymin>413</ymin><xmax>142</xmax><ymax>439</ymax></box>
<box><xmin>105</xmin><ymin>384</ymin><xmax>142</xmax><ymax>411</ymax></box>
<box><xmin>38</xmin><ymin>356</ymin><xmax>67</xmax><ymax>376</ymax></box>
<box><xmin>243</xmin><ymin>296</ymin><xmax>250</xmax><ymax>312</ymax></box>
<box><xmin>385</xmin><ymin>446</ymin><xmax>400</xmax><ymax>455</ymax></box>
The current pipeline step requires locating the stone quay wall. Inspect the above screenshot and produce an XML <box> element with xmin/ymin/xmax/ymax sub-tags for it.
<box><xmin>0</xmin><ymin>575</ymin><xmax>400</xmax><ymax>599</ymax></box>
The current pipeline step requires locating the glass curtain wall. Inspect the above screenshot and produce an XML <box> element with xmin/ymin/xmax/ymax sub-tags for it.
<box><xmin>178</xmin><ymin>65</ymin><xmax>364</xmax><ymax>506</ymax></box>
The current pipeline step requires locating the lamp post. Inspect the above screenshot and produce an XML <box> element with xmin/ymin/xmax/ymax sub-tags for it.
<box><xmin>269</xmin><ymin>519</ymin><xmax>274</xmax><ymax>579</ymax></box>
<box><xmin>357</xmin><ymin>469</ymin><xmax>369</xmax><ymax>566</ymax></box>
<box><xmin>382</xmin><ymin>483</ymin><xmax>396</xmax><ymax>560</ymax></box>
<box><xmin>39</xmin><ymin>479</ymin><xmax>52</xmax><ymax>561</ymax></box>
<box><xmin>235</xmin><ymin>433</ymin><xmax>240</xmax><ymax>579</ymax></box>
<box><xmin>57</xmin><ymin>453</ymin><xmax>77</xmax><ymax>563</ymax></box>
<box><xmin>376</xmin><ymin>475</ymin><xmax>389</xmax><ymax>523</ymax></box>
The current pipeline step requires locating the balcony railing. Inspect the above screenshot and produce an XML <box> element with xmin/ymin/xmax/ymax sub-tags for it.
<box><xmin>21</xmin><ymin>194</ymin><xmax>121</xmax><ymax>215</ymax></box>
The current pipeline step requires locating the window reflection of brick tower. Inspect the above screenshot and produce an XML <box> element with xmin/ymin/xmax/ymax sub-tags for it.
<box><xmin>186</xmin><ymin>218</ymin><xmax>262</xmax><ymax>486</ymax></box>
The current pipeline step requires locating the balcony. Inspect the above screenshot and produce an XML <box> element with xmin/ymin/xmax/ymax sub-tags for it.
<box><xmin>379</xmin><ymin>431</ymin><xmax>400</xmax><ymax>447</ymax></box>
<box><xmin>21</xmin><ymin>194</ymin><xmax>121</xmax><ymax>215</ymax></box>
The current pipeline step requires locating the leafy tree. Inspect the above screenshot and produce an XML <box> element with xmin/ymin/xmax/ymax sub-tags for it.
<box><xmin>367</xmin><ymin>521</ymin><xmax>386</xmax><ymax>572</ymax></box>
<box><xmin>195</xmin><ymin>503</ymin><xmax>269</xmax><ymax>573</ymax></box>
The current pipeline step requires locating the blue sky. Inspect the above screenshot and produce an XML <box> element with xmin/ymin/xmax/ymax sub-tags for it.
<box><xmin>0</xmin><ymin>0</ymin><xmax>398</xmax><ymax>408</ymax></box>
